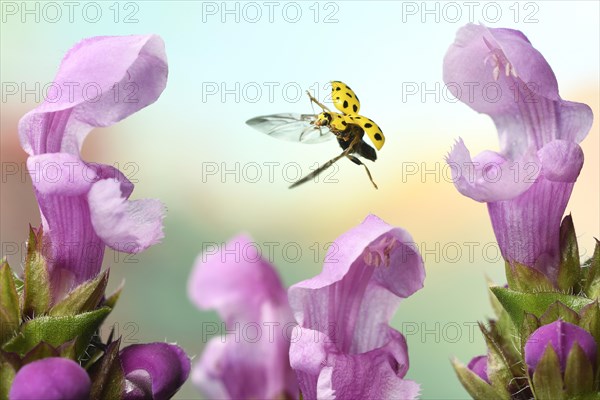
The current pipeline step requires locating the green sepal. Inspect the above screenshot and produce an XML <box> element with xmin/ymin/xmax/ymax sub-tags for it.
<box><xmin>22</xmin><ymin>342</ymin><xmax>58</xmax><ymax>364</ymax></box>
<box><xmin>520</xmin><ymin>313</ymin><xmax>541</xmax><ymax>356</ymax></box>
<box><xmin>557</xmin><ymin>214</ymin><xmax>580</xmax><ymax>293</ymax></box>
<box><xmin>451</xmin><ymin>358</ymin><xmax>503</xmax><ymax>400</ymax></box>
<box><xmin>104</xmin><ymin>280</ymin><xmax>124</xmax><ymax>310</ymax></box>
<box><xmin>539</xmin><ymin>301</ymin><xmax>580</xmax><ymax>326</ymax></box>
<box><xmin>49</xmin><ymin>270</ymin><xmax>109</xmax><ymax>317</ymax></box>
<box><xmin>2</xmin><ymin>307</ymin><xmax>110</xmax><ymax>357</ymax></box>
<box><xmin>0</xmin><ymin>261</ymin><xmax>20</xmax><ymax>344</ymax></box>
<box><xmin>58</xmin><ymin>339</ymin><xmax>78</xmax><ymax>360</ymax></box>
<box><xmin>23</xmin><ymin>226</ymin><xmax>51</xmax><ymax>317</ymax></box>
<box><xmin>89</xmin><ymin>338</ymin><xmax>125</xmax><ymax>400</ymax></box>
<box><xmin>579</xmin><ymin>302</ymin><xmax>600</xmax><ymax>384</ymax></box>
<box><xmin>486</xmin><ymin>277</ymin><xmax>505</xmax><ymax>318</ymax></box>
<box><xmin>479</xmin><ymin>323</ymin><xmax>512</xmax><ymax>399</ymax></box>
<box><xmin>490</xmin><ymin>287</ymin><xmax>593</xmax><ymax>329</ymax></box>
<box><xmin>584</xmin><ymin>239</ymin><xmax>600</xmax><ymax>299</ymax></box>
<box><xmin>505</xmin><ymin>261</ymin><xmax>555</xmax><ymax>293</ymax></box>
<box><xmin>564</xmin><ymin>343</ymin><xmax>594</xmax><ymax>396</ymax></box>
<box><xmin>0</xmin><ymin>351</ymin><xmax>19</xmax><ymax>400</ymax></box>
<box><xmin>532</xmin><ymin>346</ymin><xmax>564</xmax><ymax>400</ymax></box>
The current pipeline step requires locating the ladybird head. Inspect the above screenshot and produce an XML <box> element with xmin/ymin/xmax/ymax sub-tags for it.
<box><xmin>315</xmin><ymin>112</ymin><xmax>332</xmax><ymax>127</ymax></box>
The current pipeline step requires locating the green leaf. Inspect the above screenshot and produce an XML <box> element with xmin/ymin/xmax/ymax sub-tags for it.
<box><xmin>532</xmin><ymin>346</ymin><xmax>564</xmax><ymax>400</ymax></box>
<box><xmin>89</xmin><ymin>339</ymin><xmax>125</xmax><ymax>400</ymax></box>
<box><xmin>2</xmin><ymin>307</ymin><xmax>110</xmax><ymax>357</ymax></box>
<box><xmin>584</xmin><ymin>239</ymin><xmax>600</xmax><ymax>299</ymax></box>
<box><xmin>0</xmin><ymin>261</ymin><xmax>20</xmax><ymax>344</ymax></box>
<box><xmin>451</xmin><ymin>358</ymin><xmax>504</xmax><ymax>400</ymax></box>
<box><xmin>564</xmin><ymin>343</ymin><xmax>594</xmax><ymax>396</ymax></box>
<box><xmin>487</xmin><ymin>278</ymin><xmax>505</xmax><ymax>318</ymax></box>
<box><xmin>505</xmin><ymin>261</ymin><xmax>555</xmax><ymax>293</ymax></box>
<box><xmin>490</xmin><ymin>287</ymin><xmax>593</xmax><ymax>329</ymax></box>
<box><xmin>49</xmin><ymin>270</ymin><xmax>109</xmax><ymax>317</ymax></box>
<box><xmin>557</xmin><ymin>214</ymin><xmax>580</xmax><ymax>293</ymax></box>
<box><xmin>23</xmin><ymin>226</ymin><xmax>50</xmax><ymax>317</ymax></box>
<box><xmin>539</xmin><ymin>301</ymin><xmax>580</xmax><ymax>326</ymax></box>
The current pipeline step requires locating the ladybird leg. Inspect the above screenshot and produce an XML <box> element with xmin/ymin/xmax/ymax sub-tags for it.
<box><xmin>346</xmin><ymin>155</ymin><xmax>378</xmax><ymax>190</ymax></box>
<box><xmin>306</xmin><ymin>90</ymin><xmax>331</xmax><ymax>112</ymax></box>
<box><xmin>289</xmin><ymin>145</ymin><xmax>355</xmax><ymax>189</ymax></box>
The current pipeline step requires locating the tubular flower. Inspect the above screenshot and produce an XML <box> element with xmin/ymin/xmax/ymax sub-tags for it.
<box><xmin>444</xmin><ymin>24</ymin><xmax>593</xmax><ymax>281</ymax></box>
<box><xmin>288</xmin><ymin>215</ymin><xmax>425</xmax><ymax>400</ymax></box>
<box><xmin>18</xmin><ymin>35</ymin><xmax>168</xmax><ymax>299</ymax></box>
<box><xmin>188</xmin><ymin>235</ymin><xmax>298</xmax><ymax>399</ymax></box>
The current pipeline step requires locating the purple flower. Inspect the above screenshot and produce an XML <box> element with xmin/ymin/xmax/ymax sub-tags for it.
<box><xmin>444</xmin><ymin>24</ymin><xmax>593</xmax><ymax>281</ymax></box>
<box><xmin>9</xmin><ymin>357</ymin><xmax>90</xmax><ymax>400</ymax></box>
<box><xmin>524</xmin><ymin>320</ymin><xmax>597</xmax><ymax>374</ymax></box>
<box><xmin>288</xmin><ymin>215</ymin><xmax>425</xmax><ymax>400</ymax></box>
<box><xmin>18</xmin><ymin>35</ymin><xmax>168</xmax><ymax>299</ymax></box>
<box><xmin>188</xmin><ymin>235</ymin><xmax>298</xmax><ymax>399</ymax></box>
<box><xmin>467</xmin><ymin>355</ymin><xmax>489</xmax><ymax>383</ymax></box>
<box><xmin>120</xmin><ymin>342</ymin><xmax>190</xmax><ymax>400</ymax></box>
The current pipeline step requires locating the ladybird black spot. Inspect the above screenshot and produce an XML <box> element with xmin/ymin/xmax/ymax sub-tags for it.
<box><xmin>374</xmin><ymin>133</ymin><xmax>382</xmax><ymax>141</ymax></box>
<box><xmin>337</xmin><ymin>115</ymin><xmax>341</xmax><ymax>118</ymax></box>
<box><xmin>355</xmin><ymin>116</ymin><xmax>361</xmax><ymax>119</ymax></box>
<box><xmin>342</xmin><ymin>121</ymin><xmax>347</xmax><ymax>126</ymax></box>
<box><xmin>336</xmin><ymin>96</ymin><xmax>340</xmax><ymax>100</ymax></box>
<box><xmin>364</xmin><ymin>123</ymin><xmax>373</xmax><ymax>128</ymax></box>
<box><xmin>335</xmin><ymin>87</ymin><xmax>341</xmax><ymax>91</ymax></box>
<box><xmin>346</xmin><ymin>92</ymin><xmax>352</xmax><ymax>98</ymax></box>
<box><xmin>352</xmin><ymin>104</ymin><xmax>358</xmax><ymax>113</ymax></box>
<box><xmin>343</xmin><ymin>100</ymin><xmax>348</xmax><ymax>108</ymax></box>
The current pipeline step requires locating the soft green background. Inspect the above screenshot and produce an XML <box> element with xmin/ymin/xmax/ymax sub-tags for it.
<box><xmin>1</xmin><ymin>1</ymin><xmax>599</xmax><ymax>398</ymax></box>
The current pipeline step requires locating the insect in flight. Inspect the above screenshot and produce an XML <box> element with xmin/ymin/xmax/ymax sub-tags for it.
<box><xmin>245</xmin><ymin>81</ymin><xmax>385</xmax><ymax>189</ymax></box>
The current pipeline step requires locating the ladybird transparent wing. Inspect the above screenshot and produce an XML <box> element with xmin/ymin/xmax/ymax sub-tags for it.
<box><xmin>246</xmin><ymin>113</ymin><xmax>334</xmax><ymax>144</ymax></box>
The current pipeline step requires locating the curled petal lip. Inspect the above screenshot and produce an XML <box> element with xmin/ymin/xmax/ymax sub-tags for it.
<box><xmin>120</xmin><ymin>342</ymin><xmax>190</xmax><ymax>400</ymax></box>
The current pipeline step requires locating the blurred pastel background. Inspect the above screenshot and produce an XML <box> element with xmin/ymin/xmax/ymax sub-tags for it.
<box><xmin>1</xmin><ymin>1</ymin><xmax>598</xmax><ymax>398</ymax></box>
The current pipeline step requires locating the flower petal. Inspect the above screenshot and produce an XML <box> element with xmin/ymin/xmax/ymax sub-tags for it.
<box><xmin>443</xmin><ymin>24</ymin><xmax>593</xmax><ymax>159</ymax></box>
<box><xmin>9</xmin><ymin>358</ymin><xmax>90</xmax><ymax>400</ymax></box>
<box><xmin>447</xmin><ymin>138</ymin><xmax>539</xmax><ymax>202</ymax></box>
<box><xmin>120</xmin><ymin>342</ymin><xmax>190</xmax><ymax>400</ymax></box>
<box><xmin>188</xmin><ymin>234</ymin><xmax>289</xmax><ymax>324</ymax></box>
<box><xmin>288</xmin><ymin>215</ymin><xmax>424</xmax><ymax>399</ymax></box>
<box><xmin>524</xmin><ymin>321</ymin><xmax>597</xmax><ymax>373</ymax></box>
<box><xmin>188</xmin><ymin>235</ymin><xmax>298</xmax><ymax>399</ymax></box>
<box><xmin>87</xmin><ymin>179</ymin><xmax>165</xmax><ymax>253</ymax></box>
<box><xmin>467</xmin><ymin>355</ymin><xmax>489</xmax><ymax>383</ymax></box>
<box><xmin>539</xmin><ymin>140</ymin><xmax>584</xmax><ymax>183</ymax></box>
<box><xmin>289</xmin><ymin>214</ymin><xmax>425</xmax><ymax>346</ymax></box>
<box><xmin>19</xmin><ymin>35</ymin><xmax>168</xmax><ymax>156</ymax></box>
<box><xmin>27</xmin><ymin>154</ymin><xmax>96</xmax><ymax>196</ymax></box>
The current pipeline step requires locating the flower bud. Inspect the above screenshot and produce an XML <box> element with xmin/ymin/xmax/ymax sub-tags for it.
<box><xmin>525</xmin><ymin>320</ymin><xmax>597</xmax><ymax>373</ymax></box>
<box><xmin>467</xmin><ymin>355</ymin><xmax>489</xmax><ymax>383</ymax></box>
<box><xmin>9</xmin><ymin>358</ymin><xmax>90</xmax><ymax>400</ymax></box>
